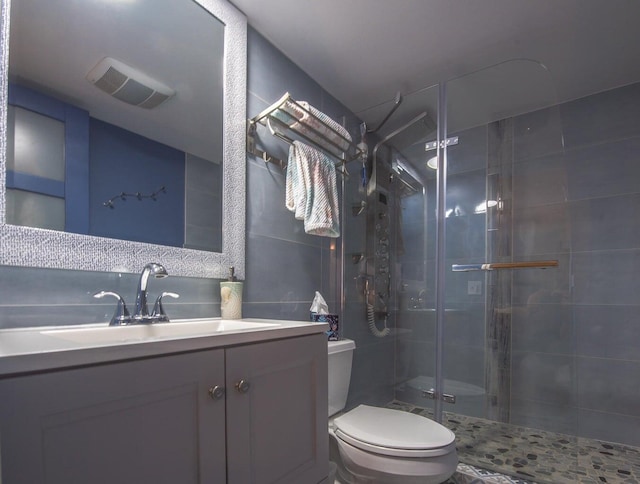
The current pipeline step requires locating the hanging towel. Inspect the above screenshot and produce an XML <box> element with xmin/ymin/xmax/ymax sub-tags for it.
<box><xmin>285</xmin><ymin>142</ymin><xmax>307</xmax><ymax>221</ymax></box>
<box><xmin>286</xmin><ymin>141</ymin><xmax>340</xmax><ymax>237</ymax></box>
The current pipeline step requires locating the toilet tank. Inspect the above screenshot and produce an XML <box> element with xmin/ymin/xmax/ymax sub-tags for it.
<box><xmin>328</xmin><ymin>339</ymin><xmax>356</xmax><ymax>417</ymax></box>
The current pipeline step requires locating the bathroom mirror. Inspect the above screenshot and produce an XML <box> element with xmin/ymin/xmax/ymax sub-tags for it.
<box><xmin>0</xmin><ymin>0</ymin><xmax>246</xmax><ymax>278</ymax></box>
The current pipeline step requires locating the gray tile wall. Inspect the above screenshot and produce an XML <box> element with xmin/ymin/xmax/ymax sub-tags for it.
<box><xmin>510</xmin><ymin>82</ymin><xmax>640</xmax><ymax>446</ymax></box>
<box><xmin>397</xmin><ymin>81</ymin><xmax>640</xmax><ymax>447</ymax></box>
<box><xmin>244</xmin><ymin>26</ymin><xmax>343</xmax><ymax>320</ymax></box>
<box><xmin>245</xmin><ymin>27</ymin><xmax>390</xmax><ymax>409</ymax></box>
<box><xmin>0</xmin><ymin>265</ymin><xmax>222</xmax><ymax>329</ymax></box>
<box><xmin>338</xmin><ymin>155</ymin><xmax>396</xmax><ymax>408</ymax></box>
<box><xmin>0</xmin><ymin>26</ymin><xmax>391</xmax><ymax>414</ymax></box>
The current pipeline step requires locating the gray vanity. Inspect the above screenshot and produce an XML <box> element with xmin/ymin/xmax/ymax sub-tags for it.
<box><xmin>0</xmin><ymin>318</ymin><xmax>329</xmax><ymax>483</ymax></box>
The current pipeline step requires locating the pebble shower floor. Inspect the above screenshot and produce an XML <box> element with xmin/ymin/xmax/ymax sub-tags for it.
<box><xmin>388</xmin><ymin>401</ymin><xmax>640</xmax><ymax>484</ymax></box>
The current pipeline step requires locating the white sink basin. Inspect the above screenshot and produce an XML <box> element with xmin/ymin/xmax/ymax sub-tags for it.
<box><xmin>41</xmin><ymin>319</ymin><xmax>280</xmax><ymax>345</ymax></box>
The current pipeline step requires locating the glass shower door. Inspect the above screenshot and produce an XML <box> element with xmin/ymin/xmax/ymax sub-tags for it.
<box><xmin>355</xmin><ymin>84</ymin><xmax>442</xmax><ymax>416</ymax></box>
<box><xmin>442</xmin><ymin>60</ymin><xmax>576</xmax><ymax>482</ymax></box>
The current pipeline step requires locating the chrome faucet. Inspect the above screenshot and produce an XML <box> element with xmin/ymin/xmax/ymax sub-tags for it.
<box><xmin>93</xmin><ymin>291</ymin><xmax>131</xmax><ymax>326</ymax></box>
<box><xmin>133</xmin><ymin>262</ymin><xmax>168</xmax><ymax>323</ymax></box>
<box><xmin>152</xmin><ymin>291</ymin><xmax>180</xmax><ymax>322</ymax></box>
<box><xmin>94</xmin><ymin>263</ymin><xmax>179</xmax><ymax>325</ymax></box>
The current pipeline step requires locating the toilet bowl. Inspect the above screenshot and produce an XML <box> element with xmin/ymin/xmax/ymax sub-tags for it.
<box><xmin>328</xmin><ymin>339</ymin><xmax>457</xmax><ymax>484</ymax></box>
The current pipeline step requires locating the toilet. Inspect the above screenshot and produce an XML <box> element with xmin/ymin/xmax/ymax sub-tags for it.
<box><xmin>328</xmin><ymin>339</ymin><xmax>458</xmax><ymax>484</ymax></box>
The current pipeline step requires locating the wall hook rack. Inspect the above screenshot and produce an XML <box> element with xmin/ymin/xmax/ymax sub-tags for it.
<box><xmin>103</xmin><ymin>186</ymin><xmax>167</xmax><ymax>209</ymax></box>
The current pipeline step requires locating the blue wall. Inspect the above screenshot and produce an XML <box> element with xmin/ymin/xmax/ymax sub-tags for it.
<box><xmin>8</xmin><ymin>84</ymin><xmax>187</xmax><ymax>247</ymax></box>
<box><xmin>89</xmin><ymin>119</ymin><xmax>185</xmax><ymax>247</ymax></box>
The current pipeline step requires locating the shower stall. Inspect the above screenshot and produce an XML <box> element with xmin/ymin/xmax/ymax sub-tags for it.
<box><xmin>343</xmin><ymin>59</ymin><xmax>640</xmax><ymax>483</ymax></box>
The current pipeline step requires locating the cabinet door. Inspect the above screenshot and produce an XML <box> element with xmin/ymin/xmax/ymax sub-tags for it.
<box><xmin>226</xmin><ymin>334</ymin><xmax>328</xmax><ymax>484</ymax></box>
<box><xmin>0</xmin><ymin>349</ymin><xmax>226</xmax><ymax>484</ymax></box>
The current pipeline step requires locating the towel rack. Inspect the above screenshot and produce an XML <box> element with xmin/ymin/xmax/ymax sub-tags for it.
<box><xmin>452</xmin><ymin>260</ymin><xmax>559</xmax><ymax>271</ymax></box>
<box><xmin>247</xmin><ymin>92</ymin><xmax>358</xmax><ymax>177</ymax></box>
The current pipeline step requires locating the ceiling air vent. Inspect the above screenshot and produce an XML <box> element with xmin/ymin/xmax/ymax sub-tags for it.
<box><xmin>86</xmin><ymin>57</ymin><xmax>175</xmax><ymax>109</ymax></box>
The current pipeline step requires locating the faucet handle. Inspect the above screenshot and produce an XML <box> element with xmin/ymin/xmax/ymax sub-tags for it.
<box><xmin>93</xmin><ymin>291</ymin><xmax>131</xmax><ymax>326</ymax></box>
<box><xmin>152</xmin><ymin>292</ymin><xmax>180</xmax><ymax>322</ymax></box>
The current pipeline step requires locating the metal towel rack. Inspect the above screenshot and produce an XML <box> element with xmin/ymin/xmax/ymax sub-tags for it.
<box><xmin>452</xmin><ymin>260</ymin><xmax>559</xmax><ymax>272</ymax></box>
<box><xmin>246</xmin><ymin>92</ymin><xmax>358</xmax><ymax>177</ymax></box>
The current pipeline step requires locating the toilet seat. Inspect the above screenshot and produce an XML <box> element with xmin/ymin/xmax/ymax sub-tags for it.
<box><xmin>333</xmin><ymin>405</ymin><xmax>456</xmax><ymax>458</ymax></box>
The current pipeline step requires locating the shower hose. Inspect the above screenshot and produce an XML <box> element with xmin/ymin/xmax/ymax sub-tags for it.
<box><xmin>367</xmin><ymin>303</ymin><xmax>391</xmax><ymax>337</ymax></box>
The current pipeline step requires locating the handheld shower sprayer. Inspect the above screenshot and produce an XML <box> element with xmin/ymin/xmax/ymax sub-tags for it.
<box><xmin>363</xmin><ymin>278</ymin><xmax>391</xmax><ymax>338</ymax></box>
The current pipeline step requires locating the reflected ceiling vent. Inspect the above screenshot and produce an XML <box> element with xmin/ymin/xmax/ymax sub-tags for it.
<box><xmin>86</xmin><ymin>57</ymin><xmax>175</xmax><ymax>109</ymax></box>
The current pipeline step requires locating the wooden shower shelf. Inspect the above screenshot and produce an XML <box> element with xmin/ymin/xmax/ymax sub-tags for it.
<box><xmin>451</xmin><ymin>260</ymin><xmax>559</xmax><ymax>272</ymax></box>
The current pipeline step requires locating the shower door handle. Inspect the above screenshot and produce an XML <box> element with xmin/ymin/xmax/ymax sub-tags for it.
<box><xmin>422</xmin><ymin>389</ymin><xmax>436</xmax><ymax>399</ymax></box>
<box><xmin>422</xmin><ymin>388</ymin><xmax>456</xmax><ymax>404</ymax></box>
<box><xmin>442</xmin><ymin>393</ymin><xmax>456</xmax><ymax>404</ymax></box>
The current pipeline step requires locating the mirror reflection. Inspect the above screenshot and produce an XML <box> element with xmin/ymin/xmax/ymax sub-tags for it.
<box><xmin>7</xmin><ymin>0</ymin><xmax>224</xmax><ymax>252</ymax></box>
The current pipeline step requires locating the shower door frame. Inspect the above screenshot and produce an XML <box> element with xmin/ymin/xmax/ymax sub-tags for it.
<box><xmin>432</xmin><ymin>82</ymin><xmax>448</xmax><ymax>423</ymax></box>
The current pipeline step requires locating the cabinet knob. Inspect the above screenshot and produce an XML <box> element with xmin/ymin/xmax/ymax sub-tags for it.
<box><xmin>208</xmin><ymin>385</ymin><xmax>225</xmax><ymax>400</ymax></box>
<box><xmin>235</xmin><ymin>379</ymin><xmax>250</xmax><ymax>394</ymax></box>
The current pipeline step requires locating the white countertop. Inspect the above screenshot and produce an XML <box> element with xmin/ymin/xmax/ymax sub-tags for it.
<box><xmin>0</xmin><ymin>318</ymin><xmax>329</xmax><ymax>378</ymax></box>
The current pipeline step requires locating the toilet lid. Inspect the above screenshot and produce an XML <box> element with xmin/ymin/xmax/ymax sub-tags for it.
<box><xmin>333</xmin><ymin>405</ymin><xmax>456</xmax><ymax>458</ymax></box>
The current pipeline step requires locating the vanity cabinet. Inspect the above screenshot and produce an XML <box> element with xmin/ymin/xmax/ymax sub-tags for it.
<box><xmin>0</xmin><ymin>348</ymin><xmax>227</xmax><ymax>483</ymax></box>
<box><xmin>0</xmin><ymin>333</ymin><xmax>328</xmax><ymax>484</ymax></box>
<box><xmin>226</xmin><ymin>334</ymin><xmax>328</xmax><ymax>483</ymax></box>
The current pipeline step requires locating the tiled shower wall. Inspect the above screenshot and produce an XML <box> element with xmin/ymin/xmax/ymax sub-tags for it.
<box><xmin>510</xmin><ymin>81</ymin><xmax>640</xmax><ymax>446</ymax></box>
<box><xmin>341</xmin><ymin>154</ymin><xmax>396</xmax><ymax>410</ymax></box>
<box><xmin>397</xmin><ymin>81</ymin><xmax>640</xmax><ymax>448</ymax></box>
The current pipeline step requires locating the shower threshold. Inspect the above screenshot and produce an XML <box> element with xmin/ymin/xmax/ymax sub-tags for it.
<box><xmin>388</xmin><ymin>400</ymin><xmax>640</xmax><ymax>484</ymax></box>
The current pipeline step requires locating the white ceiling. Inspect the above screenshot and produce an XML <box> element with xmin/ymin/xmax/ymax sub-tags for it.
<box><xmin>11</xmin><ymin>0</ymin><xmax>640</xmax><ymax>160</ymax></box>
<box><xmin>232</xmin><ymin>0</ymin><xmax>640</xmax><ymax>132</ymax></box>
<box><xmin>9</xmin><ymin>0</ymin><xmax>225</xmax><ymax>162</ymax></box>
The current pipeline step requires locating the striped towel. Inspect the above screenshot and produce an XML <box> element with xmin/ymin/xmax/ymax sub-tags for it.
<box><xmin>273</xmin><ymin>99</ymin><xmax>352</xmax><ymax>154</ymax></box>
<box><xmin>286</xmin><ymin>141</ymin><xmax>340</xmax><ymax>237</ymax></box>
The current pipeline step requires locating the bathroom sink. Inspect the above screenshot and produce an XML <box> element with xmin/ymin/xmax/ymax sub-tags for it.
<box><xmin>40</xmin><ymin>319</ymin><xmax>280</xmax><ymax>345</ymax></box>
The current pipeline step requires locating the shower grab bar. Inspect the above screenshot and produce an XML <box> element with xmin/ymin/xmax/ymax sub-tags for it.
<box><xmin>452</xmin><ymin>260</ymin><xmax>559</xmax><ymax>272</ymax></box>
<box><xmin>246</xmin><ymin>92</ymin><xmax>359</xmax><ymax>176</ymax></box>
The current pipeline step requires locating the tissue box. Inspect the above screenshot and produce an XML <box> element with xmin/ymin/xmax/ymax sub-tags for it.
<box><xmin>311</xmin><ymin>313</ymin><xmax>339</xmax><ymax>341</ymax></box>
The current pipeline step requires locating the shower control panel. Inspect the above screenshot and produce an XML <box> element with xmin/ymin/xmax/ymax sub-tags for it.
<box><xmin>365</xmin><ymin>159</ymin><xmax>392</xmax><ymax>315</ymax></box>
